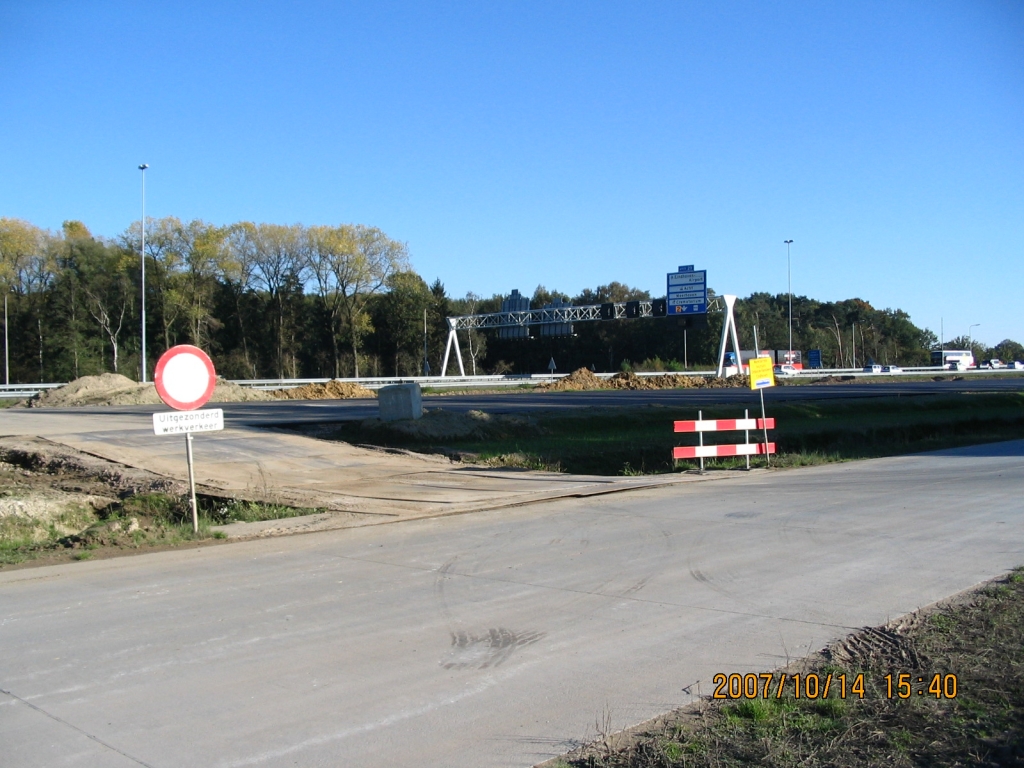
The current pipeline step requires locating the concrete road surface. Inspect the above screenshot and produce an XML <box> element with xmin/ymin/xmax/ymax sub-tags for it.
<box><xmin>3</xmin><ymin>441</ymin><xmax>1022</xmax><ymax>768</ymax></box>
<box><xmin>0</xmin><ymin>408</ymin><xmax>700</xmax><ymax>529</ymax></box>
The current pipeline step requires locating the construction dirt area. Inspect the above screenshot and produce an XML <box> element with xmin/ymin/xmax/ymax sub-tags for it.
<box><xmin>3</xmin><ymin>369</ymin><xmax>1002</xmax><ymax>571</ymax></box>
<box><xmin>1</xmin><ymin>372</ymin><xmax>725</xmax><ymax>569</ymax></box>
<box><xmin>12</xmin><ymin>369</ymin><xmax>749</xmax><ymax>409</ymax></box>
<box><xmin>541</xmin><ymin>368</ymin><xmax>750</xmax><ymax>391</ymax></box>
<box><xmin>14</xmin><ymin>372</ymin><xmax>377</xmax><ymax>408</ymax></box>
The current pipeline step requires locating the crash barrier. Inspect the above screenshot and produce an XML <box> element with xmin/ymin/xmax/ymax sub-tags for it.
<box><xmin>673</xmin><ymin>410</ymin><xmax>776</xmax><ymax>471</ymax></box>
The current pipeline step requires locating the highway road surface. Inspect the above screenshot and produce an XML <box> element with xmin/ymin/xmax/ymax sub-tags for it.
<box><xmin>4</xmin><ymin>375</ymin><xmax>1023</xmax><ymax>431</ymax></box>
<box><xmin>2</xmin><ymin>440</ymin><xmax>1022</xmax><ymax>767</ymax></box>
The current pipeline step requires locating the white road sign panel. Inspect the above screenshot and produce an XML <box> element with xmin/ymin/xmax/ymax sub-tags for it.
<box><xmin>668</xmin><ymin>273</ymin><xmax>706</xmax><ymax>285</ymax></box>
<box><xmin>153</xmin><ymin>408</ymin><xmax>224</xmax><ymax>435</ymax></box>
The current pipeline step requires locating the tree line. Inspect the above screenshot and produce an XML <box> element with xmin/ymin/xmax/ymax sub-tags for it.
<box><xmin>1</xmin><ymin>216</ymin><xmax>1018</xmax><ymax>383</ymax></box>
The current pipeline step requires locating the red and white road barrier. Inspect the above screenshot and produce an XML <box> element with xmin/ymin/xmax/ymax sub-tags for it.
<box><xmin>673</xmin><ymin>417</ymin><xmax>775</xmax><ymax>433</ymax></box>
<box><xmin>672</xmin><ymin>411</ymin><xmax>776</xmax><ymax>469</ymax></box>
<box><xmin>672</xmin><ymin>442</ymin><xmax>776</xmax><ymax>459</ymax></box>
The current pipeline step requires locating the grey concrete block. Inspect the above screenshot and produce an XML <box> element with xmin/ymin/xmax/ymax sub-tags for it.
<box><xmin>378</xmin><ymin>383</ymin><xmax>423</xmax><ymax>422</ymax></box>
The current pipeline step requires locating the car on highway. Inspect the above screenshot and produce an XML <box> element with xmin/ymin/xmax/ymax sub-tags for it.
<box><xmin>772</xmin><ymin>364</ymin><xmax>799</xmax><ymax>376</ymax></box>
<box><xmin>881</xmin><ymin>365</ymin><xmax>902</xmax><ymax>373</ymax></box>
<box><xmin>1010</xmin><ymin>361</ymin><xmax>1024</xmax><ymax>370</ymax></box>
<box><xmin>947</xmin><ymin>361</ymin><xmax>967</xmax><ymax>371</ymax></box>
<box><xmin>863</xmin><ymin>364</ymin><xmax>883</xmax><ymax>374</ymax></box>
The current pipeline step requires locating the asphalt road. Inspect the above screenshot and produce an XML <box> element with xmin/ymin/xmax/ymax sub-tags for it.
<box><xmin>6</xmin><ymin>376</ymin><xmax>1023</xmax><ymax>429</ymax></box>
<box><xmin>3</xmin><ymin>441</ymin><xmax>1022</xmax><ymax>768</ymax></box>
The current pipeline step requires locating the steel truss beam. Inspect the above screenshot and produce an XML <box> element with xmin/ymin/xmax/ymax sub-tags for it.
<box><xmin>440</xmin><ymin>298</ymin><xmax>721</xmax><ymax>377</ymax></box>
<box><xmin>447</xmin><ymin>301</ymin><xmax>653</xmax><ymax>330</ymax></box>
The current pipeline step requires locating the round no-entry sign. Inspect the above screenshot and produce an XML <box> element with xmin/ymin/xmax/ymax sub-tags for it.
<box><xmin>154</xmin><ymin>345</ymin><xmax>217</xmax><ymax>410</ymax></box>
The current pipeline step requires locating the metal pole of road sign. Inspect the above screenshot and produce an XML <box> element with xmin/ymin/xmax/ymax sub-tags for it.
<box><xmin>139</xmin><ymin>164</ymin><xmax>149</xmax><ymax>383</ymax></box>
<box><xmin>759</xmin><ymin>388</ymin><xmax>770</xmax><ymax>467</ymax></box>
<box><xmin>185</xmin><ymin>431</ymin><xmax>199</xmax><ymax>533</ymax></box>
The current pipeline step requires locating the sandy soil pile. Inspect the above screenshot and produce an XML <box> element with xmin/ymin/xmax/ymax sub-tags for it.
<box><xmin>22</xmin><ymin>373</ymin><xmax>274</xmax><ymax>407</ymax></box>
<box><xmin>359</xmin><ymin>409</ymin><xmax>541</xmax><ymax>441</ymax></box>
<box><xmin>542</xmin><ymin>368</ymin><xmax>607</xmax><ymax>391</ymax></box>
<box><xmin>543</xmin><ymin>368</ymin><xmax>749</xmax><ymax>392</ymax></box>
<box><xmin>272</xmin><ymin>380</ymin><xmax>376</xmax><ymax>400</ymax></box>
<box><xmin>606</xmin><ymin>371</ymin><xmax>709</xmax><ymax>390</ymax></box>
<box><xmin>705</xmin><ymin>373</ymin><xmax>750</xmax><ymax>388</ymax></box>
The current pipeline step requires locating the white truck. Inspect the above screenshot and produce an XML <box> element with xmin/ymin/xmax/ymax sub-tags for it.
<box><xmin>931</xmin><ymin>350</ymin><xmax>975</xmax><ymax>369</ymax></box>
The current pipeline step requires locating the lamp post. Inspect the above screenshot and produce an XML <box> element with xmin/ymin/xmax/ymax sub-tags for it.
<box><xmin>3</xmin><ymin>292</ymin><xmax>8</xmax><ymax>386</ymax></box>
<box><xmin>969</xmin><ymin>323</ymin><xmax>980</xmax><ymax>362</ymax></box>
<box><xmin>423</xmin><ymin>308</ymin><xmax>430</xmax><ymax>376</ymax></box>
<box><xmin>784</xmin><ymin>240</ymin><xmax>794</xmax><ymax>362</ymax></box>
<box><xmin>139</xmin><ymin>164</ymin><xmax>148</xmax><ymax>382</ymax></box>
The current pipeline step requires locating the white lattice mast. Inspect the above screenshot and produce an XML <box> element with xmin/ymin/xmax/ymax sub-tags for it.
<box><xmin>440</xmin><ymin>319</ymin><xmax>466</xmax><ymax>377</ymax></box>
<box><xmin>715</xmin><ymin>295</ymin><xmax>742</xmax><ymax>377</ymax></box>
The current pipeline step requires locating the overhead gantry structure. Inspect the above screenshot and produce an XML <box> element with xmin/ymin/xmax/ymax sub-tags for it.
<box><xmin>439</xmin><ymin>296</ymin><xmax>740</xmax><ymax>378</ymax></box>
<box><xmin>440</xmin><ymin>286</ymin><xmax>745</xmax><ymax>380</ymax></box>
<box><xmin>441</xmin><ymin>300</ymin><xmax>663</xmax><ymax>376</ymax></box>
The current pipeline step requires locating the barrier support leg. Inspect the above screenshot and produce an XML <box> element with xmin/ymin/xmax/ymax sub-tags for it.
<box><xmin>698</xmin><ymin>410</ymin><xmax>705</xmax><ymax>474</ymax></box>
<box><xmin>744</xmin><ymin>408</ymin><xmax>750</xmax><ymax>471</ymax></box>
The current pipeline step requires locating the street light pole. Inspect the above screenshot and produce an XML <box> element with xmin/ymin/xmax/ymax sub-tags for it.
<box><xmin>423</xmin><ymin>308</ymin><xmax>430</xmax><ymax>376</ymax></box>
<box><xmin>3</xmin><ymin>292</ymin><xmax>8</xmax><ymax>386</ymax></box>
<box><xmin>139</xmin><ymin>164</ymin><xmax>148</xmax><ymax>383</ymax></box>
<box><xmin>969</xmin><ymin>323</ymin><xmax>981</xmax><ymax>363</ymax></box>
<box><xmin>784</xmin><ymin>240</ymin><xmax>794</xmax><ymax>363</ymax></box>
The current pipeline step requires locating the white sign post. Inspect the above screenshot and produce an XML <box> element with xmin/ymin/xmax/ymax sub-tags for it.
<box><xmin>153</xmin><ymin>345</ymin><xmax>221</xmax><ymax>533</ymax></box>
<box><xmin>152</xmin><ymin>409</ymin><xmax>224</xmax><ymax>435</ymax></box>
<box><xmin>747</xmin><ymin>357</ymin><xmax>776</xmax><ymax>467</ymax></box>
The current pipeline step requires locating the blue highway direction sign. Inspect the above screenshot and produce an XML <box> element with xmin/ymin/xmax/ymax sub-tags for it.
<box><xmin>667</xmin><ymin>265</ymin><xmax>707</xmax><ymax>315</ymax></box>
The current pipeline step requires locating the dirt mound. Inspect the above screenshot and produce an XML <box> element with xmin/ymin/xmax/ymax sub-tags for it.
<box><xmin>607</xmin><ymin>371</ymin><xmax>660</xmax><ymax>390</ymax></box>
<box><xmin>544</xmin><ymin>368</ymin><xmax>749</xmax><ymax>392</ymax></box>
<box><xmin>359</xmin><ymin>409</ymin><xmax>541</xmax><ymax>441</ymax></box>
<box><xmin>607</xmin><ymin>371</ymin><xmax>716</xmax><ymax>390</ymax></box>
<box><xmin>543</xmin><ymin>368</ymin><xmax>606</xmax><ymax>391</ymax></box>
<box><xmin>25</xmin><ymin>373</ymin><xmax>140</xmax><ymax>407</ymax></box>
<box><xmin>22</xmin><ymin>374</ymin><xmax>274</xmax><ymax>407</ymax></box>
<box><xmin>706</xmin><ymin>373</ymin><xmax>750</xmax><ymax>388</ymax></box>
<box><xmin>659</xmin><ymin>374</ymin><xmax>708</xmax><ymax>389</ymax></box>
<box><xmin>272</xmin><ymin>380</ymin><xmax>376</xmax><ymax>400</ymax></box>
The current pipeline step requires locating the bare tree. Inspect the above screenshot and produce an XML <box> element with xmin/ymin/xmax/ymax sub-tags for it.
<box><xmin>251</xmin><ymin>223</ymin><xmax>303</xmax><ymax>378</ymax></box>
<box><xmin>306</xmin><ymin>225</ymin><xmax>408</xmax><ymax>378</ymax></box>
<box><xmin>223</xmin><ymin>222</ymin><xmax>261</xmax><ymax>376</ymax></box>
<box><xmin>463</xmin><ymin>292</ymin><xmax>487</xmax><ymax>375</ymax></box>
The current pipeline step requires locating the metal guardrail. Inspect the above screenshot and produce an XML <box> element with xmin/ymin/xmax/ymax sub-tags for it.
<box><xmin>3</xmin><ymin>367</ymin><xmax>1022</xmax><ymax>399</ymax></box>
<box><xmin>231</xmin><ymin>374</ymin><xmax>559</xmax><ymax>391</ymax></box>
<box><xmin>0</xmin><ymin>382</ymin><xmax>64</xmax><ymax>400</ymax></box>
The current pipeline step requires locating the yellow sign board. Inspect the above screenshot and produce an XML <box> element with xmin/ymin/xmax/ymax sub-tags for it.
<box><xmin>748</xmin><ymin>357</ymin><xmax>775</xmax><ymax>390</ymax></box>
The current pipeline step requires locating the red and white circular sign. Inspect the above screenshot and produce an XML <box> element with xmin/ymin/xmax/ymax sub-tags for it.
<box><xmin>154</xmin><ymin>345</ymin><xmax>217</xmax><ymax>410</ymax></box>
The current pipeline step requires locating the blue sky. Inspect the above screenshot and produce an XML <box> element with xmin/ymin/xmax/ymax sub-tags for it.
<box><xmin>2</xmin><ymin>1</ymin><xmax>1022</xmax><ymax>346</ymax></box>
